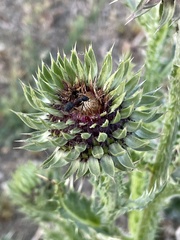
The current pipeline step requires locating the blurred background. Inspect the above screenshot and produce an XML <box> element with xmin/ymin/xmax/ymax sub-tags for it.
<box><xmin>0</xmin><ymin>1</ymin><xmax>179</xmax><ymax>239</ymax></box>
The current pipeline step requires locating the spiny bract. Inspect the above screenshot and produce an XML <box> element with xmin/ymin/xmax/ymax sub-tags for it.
<box><xmin>15</xmin><ymin>46</ymin><xmax>161</xmax><ymax>179</ymax></box>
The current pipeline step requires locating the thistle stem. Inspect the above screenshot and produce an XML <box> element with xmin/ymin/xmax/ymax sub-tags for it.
<box><xmin>134</xmin><ymin>21</ymin><xmax>180</xmax><ymax>240</ymax></box>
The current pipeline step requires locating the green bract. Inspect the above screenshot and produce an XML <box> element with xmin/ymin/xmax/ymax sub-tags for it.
<box><xmin>14</xmin><ymin>46</ymin><xmax>161</xmax><ymax>179</ymax></box>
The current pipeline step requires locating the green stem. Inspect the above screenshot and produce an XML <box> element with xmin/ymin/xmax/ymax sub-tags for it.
<box><xmin>135</xmin><ymin>182</ymin><xmax>180</xmax><ymax>240</ymax></box>
<box><xmin>135</xmin><ymin>21</ymin><xmax>180</xmax><ymax>240</ymax></box>
<box><xmin>128</xmin><ymin>170</ymin><xmax>146</xmax><ymax>235</ymax></box>
<box><xmin>149</xmin><ymin>22</ymin><xmax>180</xmax><ymax>190</ymax></box>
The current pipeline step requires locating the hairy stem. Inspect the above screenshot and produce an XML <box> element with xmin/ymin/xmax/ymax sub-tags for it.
<box><xmin>135</xmin><ymin>21</ymin><xmax>180</xmax><ymax>240</ymax></box>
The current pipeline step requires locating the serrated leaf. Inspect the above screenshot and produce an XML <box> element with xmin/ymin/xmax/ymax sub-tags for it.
<box><xmin>109</xmin><ymin>142</ymin><xmax>125</xmax><ymax>156</ymax></box>
<box><xmin>92</xmin><ymin>146</ymin><xmax>104</xmax><ymax>159</ymax></box>
<box><xmin>88</xmin><ymin>157</ymin><xmax>100</xmax><ymax>177</ymax></box>
<box><xmin>61</xmin><ymin>191</ymin><xmax>100</xmax><ymax>227</ymax></box>
<box><xmin>100</xmin><ymin>155</ymin><xmax>115</xmax><ymax>177</ymax></box>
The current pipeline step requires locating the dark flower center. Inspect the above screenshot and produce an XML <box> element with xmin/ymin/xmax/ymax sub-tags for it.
<box><xmin>49</xmin><ymin>82</ymin><xmax>127</xmax><ymax>153</ymax></box>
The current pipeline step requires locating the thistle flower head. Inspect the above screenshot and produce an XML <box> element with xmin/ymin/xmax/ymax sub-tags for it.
<box><xmin>15</xmin><ymin>46</ymin><xmax>161</xmax><ymax>179</ymax></box>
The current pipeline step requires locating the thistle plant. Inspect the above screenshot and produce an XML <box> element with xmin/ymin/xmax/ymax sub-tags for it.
<box><xmin>8</xmin><ymin>2</ymin><xmax>180</xmax><ymax>240</ymax></box>
<box><xmin>14</xmin><ymin>46</ymin><xmax>160</xmax><ymax>179</ymax></box>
